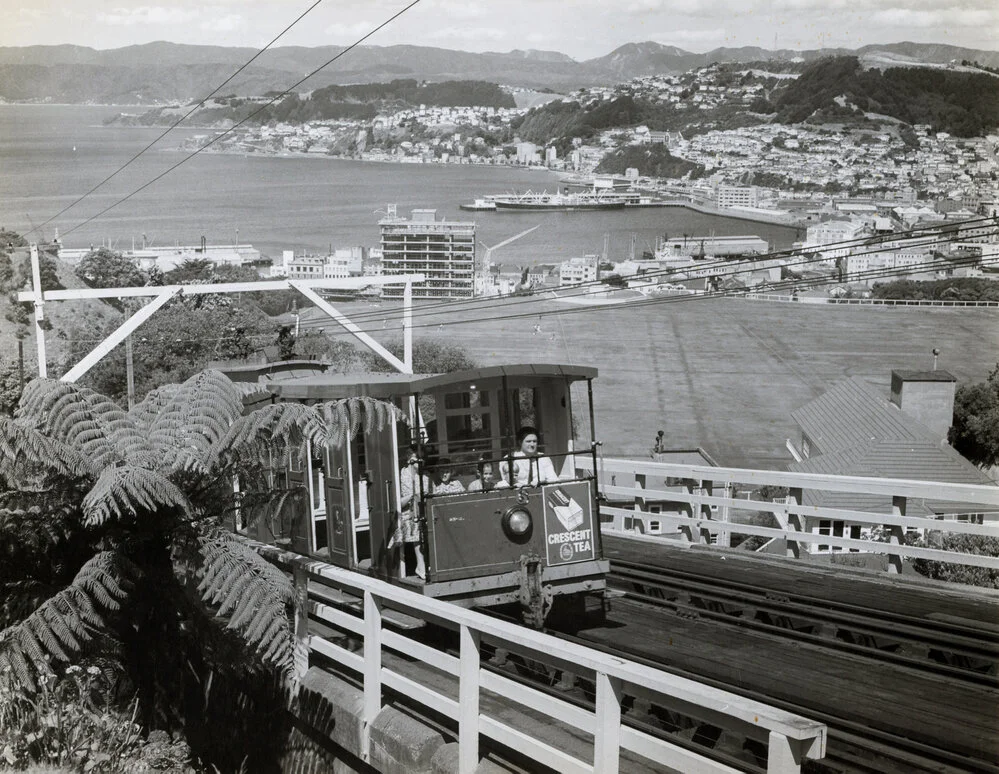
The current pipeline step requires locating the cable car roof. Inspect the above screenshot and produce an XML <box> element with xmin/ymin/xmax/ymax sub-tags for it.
<box><xmin>246</xmin><ymin>363</ymin><xmax>597</xmax><ymax>401</ymax></box>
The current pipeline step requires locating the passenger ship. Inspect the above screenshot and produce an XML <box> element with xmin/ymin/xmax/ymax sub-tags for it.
<box><xmin>491</xmin><ymin>190</ymin><xmax>630</xmax><ymax>211</ymax></box>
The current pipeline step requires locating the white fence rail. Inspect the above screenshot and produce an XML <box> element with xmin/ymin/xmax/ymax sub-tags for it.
<box><xmin>741</xmin><ymin>293</ymin><xmax>999</xmax><ymax>308</ymax></box>
<box><xmin>254</xmin><ymin>543</ymin><xmax>826</xmax><ymax>774</ymax></box>
<box><xmin>581</xmin><ymin>457</ymin><xmax>999</xmax><ymax>574</ymax></box>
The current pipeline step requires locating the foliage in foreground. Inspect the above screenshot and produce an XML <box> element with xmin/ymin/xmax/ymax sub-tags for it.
<box><xmin>0</xmin><ymin>369</ymin><xmax>402</xmax><ymax>767</ymax></box>
<box><xmin>1</xmin><ymin>666</ymin><xmax>193</xmax><ymax>772</ymax></box>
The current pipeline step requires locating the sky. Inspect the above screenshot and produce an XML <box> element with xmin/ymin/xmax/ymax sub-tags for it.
<box><xmin>2</xmin><ymin>0</ymin><xmax>997</xmax><ymax>59</ymax></box>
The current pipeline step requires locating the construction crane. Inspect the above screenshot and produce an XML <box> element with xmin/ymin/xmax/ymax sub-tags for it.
<box><xmin>476</xmin><ymin>224</ymin><xmax>539</xmax><ymax>296</ymax></box>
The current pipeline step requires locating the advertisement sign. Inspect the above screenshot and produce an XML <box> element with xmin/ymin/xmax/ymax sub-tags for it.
<box><xmin>542</xmin><ymin>481</ymin><xmax>595</xmax><ymax>565</ymax></box>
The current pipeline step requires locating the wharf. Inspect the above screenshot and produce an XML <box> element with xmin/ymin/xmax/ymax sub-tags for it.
<box><xmin>591</xmin><ymin>535</ymin><xmax>999</xmax><ymax>766</ymax></box>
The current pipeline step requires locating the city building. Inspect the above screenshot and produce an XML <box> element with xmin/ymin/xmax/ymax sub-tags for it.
<box><xmin>559</xmin><ymin>256</ymin><xmax>599</xmax><ymax>286</ymax></box>
<box><xmin>380</xmin><ymin>206</ymin><xmax>475</xmax><ymax>299</ymax></box>
<box><xmin>715</xmin><ymin>185</ymin><xmax>758</xmax><ymax>209</ymax></box>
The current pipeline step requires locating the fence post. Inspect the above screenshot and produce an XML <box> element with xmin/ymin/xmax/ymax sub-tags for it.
<box><xmin>682</xmin><ymin>479</ymin><xmax>697</xmax><ymax>542</ymax></box>
<box><xmin>767</xmin><ymin>730</ymin><xmax>804</xmax><ymax>773</ymax></box>
<box><xmin>699</xmin><ymin>480</ymin><xmax>713</xmax><ymax>544</ymax></box>
<box><xmin>458</xmin><ymin>624</ymin><xmax>481</xmax><ymax>774</ymax></box>
<box><xmin>888</xmin><ymin>496</ymin><xmax>907</xmax><ymax>574</ymax></box>
<box><xmin>716</xmin><ymin>483</ymin><xmax>732</xmax><ymax>548</ymax></box>
<box><xmin>292</xmin><ymin>562</ymin><xmax>310</xmax><ymax>684</ymax></box>
<box><xmin>633</xmin><ymin>472</ymin><xmax>647</xmax><ymax>534</ymax></box>
<box><xmin>785</xmin><ymin>487</ymin><xmax>804</xmax><ymax>560</ymax></box>
<box><xmin>593</xmin><ymin>672</ymin><xmax>623</xmax><ymax>774</ymax></box>
<box><xmin>362</xmin><ymin>590</ymin><xmax>383</xmax><ymax>761</ymax></box>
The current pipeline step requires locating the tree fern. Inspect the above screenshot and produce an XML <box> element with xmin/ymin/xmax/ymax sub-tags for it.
<box><xmin>0</xmin><ymin>418</ymin><xmax>92</xmax><ymax>487</ymax></box>
<box><xmin>147</xmin><ymin>370</ymin><xmax>245</xmax><ymax>474</ymax></box>
<box><xmin>210</xmin><ymin>402</ymin><xmax>321</xmax><ymax>472</ymax></box>
<box><xmin>0</xmin><ymin>552</ymin><xmax>133</xmax><ymax>691</ymax></box>
<box><xmin>82</xmin><ymin>465</ymin><xmax>192</xmax><ymax>527</ymax></box>
<box><xmin>15</xmin><ymin>379</ymin><xmax>151</xmax><ymax>470</ymax></box>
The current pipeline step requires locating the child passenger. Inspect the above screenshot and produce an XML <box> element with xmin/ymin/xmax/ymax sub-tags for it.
<box><xmin>433</xmin><ymin>458</ymin><xmax>465</xmax><ymax>495</ymax></box>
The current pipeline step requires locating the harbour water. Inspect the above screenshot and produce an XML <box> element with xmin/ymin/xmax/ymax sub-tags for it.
<box><xmin>0</xmin><ymin>104</ymin><xmax>801</xmax><ymax>265</ymax></box>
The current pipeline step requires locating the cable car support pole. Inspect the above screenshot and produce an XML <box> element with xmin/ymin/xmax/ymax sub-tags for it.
<box><xmin>29</xmin><ymin>244</ymin><xmax>47</xmax><ymax>378</ymax></box>
<box><xmin>290</xmin><ymin>282</ymin><xmax>411</xmax><ymax>374</ymax></box>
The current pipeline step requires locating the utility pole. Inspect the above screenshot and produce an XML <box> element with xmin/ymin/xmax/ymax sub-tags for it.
<box><xmin>29</xmin><ymin>243</ymin><xmax>47</xmax><ymax>378</ymax></box>
<box><xmin>125</xmin><ymin>335</ymin><xmax>136</xmax><ymax>409</ymax></box>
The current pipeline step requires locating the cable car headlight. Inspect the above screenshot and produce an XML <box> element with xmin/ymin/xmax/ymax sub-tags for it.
<box><xmin>502</xmin><ymin>506</ymin><xmax>533</xmax><ymax>542</ymax></box>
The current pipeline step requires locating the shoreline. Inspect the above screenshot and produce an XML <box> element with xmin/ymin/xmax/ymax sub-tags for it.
<box><xmin>159</xmin><ymin>145</ymin><xmax>805</xmax><ymax>229</ymax></box>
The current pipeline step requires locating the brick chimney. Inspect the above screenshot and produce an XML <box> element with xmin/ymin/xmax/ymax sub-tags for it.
<box><xmin>889</xmin><ymin>370</ymin><xmax>957</xmax><ymax>442</ymax></box>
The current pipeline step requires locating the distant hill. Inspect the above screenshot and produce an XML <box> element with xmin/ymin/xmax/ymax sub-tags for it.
<box><xmin>773</xmin><ymin>56</ymin><xmax>999</xmax><ymax>137</ymax></box>
<box><xmin>0</xmin><ymin>41</ymin><xmax>997</xmax><ymax>103</ymax></box>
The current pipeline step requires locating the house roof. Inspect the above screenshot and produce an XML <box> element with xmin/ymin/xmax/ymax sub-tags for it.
<box><xmin>790</xmin><ymin>377</ymin><xmax>938</xmax><ymax>456</ymax></box>
<box><xmin>789</xmin><ymin>377</ymin><xmax>994</xmax><ymax>513</ymax></box>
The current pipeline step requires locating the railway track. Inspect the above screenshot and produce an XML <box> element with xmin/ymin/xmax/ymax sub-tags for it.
<box><xmin>482</xmin><ymin>599</ymin><xmax>999</xmax><ymax>774</ymax></box>
<box><xmin>610</xmin><ymin>559</ymin><xmax>999</xmax><ymax>686</ymax></box>
<box><xmin>564</xmin><ymin>626</ymin><xmax>999</xmax><ymax>774</ymax></box>
<box><xmin>302</xmin><ymin>573</ymin><xmax>997</xmax><ymax>774</ymax></box>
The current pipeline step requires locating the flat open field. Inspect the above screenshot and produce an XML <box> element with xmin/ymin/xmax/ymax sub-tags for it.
<box><xmin>313</xmin><ymin>295</ymin><xmax>999</xmax><ymax>470</ymax></box>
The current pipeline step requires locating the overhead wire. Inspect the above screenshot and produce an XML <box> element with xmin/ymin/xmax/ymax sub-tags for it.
<box><xmin>55</xmin><ymin>0</ymin><xmax>425</xmax><ymax>242</ymax></box>
<box><xmin>65</xmin><ymin>248</ymin><xmax>998</xmax><ymax>350</ymax></box>
<box><xmin>293</xmin><ymin>223</ymin><xmax>999</xmax><ymax>335</ymax></box>
<box><xmin>25</xmin><ymin>0</ymin><xmax>330</xmax><ymax>240</ymax></box>
<box><xmin>286</xmin><ymin>215</ymin><xmax>999</xmax><ymax>329</ymax></box>
<box><xmin>61</xmin><ymin>219</ymin><xmax>995</xmax><ymax>350</ymax></box>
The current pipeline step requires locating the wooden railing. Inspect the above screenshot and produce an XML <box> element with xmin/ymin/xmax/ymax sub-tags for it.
<box><xmin>580</xmin><ymin>457</ymin><xmax>999</xmax><ymax>574</ymax></box>
<box><xmin>255</xmin><ymin>543</ymin><xmax>827</xmax><ymax>774</ymax></box>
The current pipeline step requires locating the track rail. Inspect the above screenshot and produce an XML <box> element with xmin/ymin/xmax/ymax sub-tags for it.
<box><xmin>566</xmin><ymin>626</ymin><xmax>999</xmax><ymax>774</ymax></box>
<box><xmin>610</xmin><ymin>559</ymin><xmax>999</xmax><ymax>686</ymax></box>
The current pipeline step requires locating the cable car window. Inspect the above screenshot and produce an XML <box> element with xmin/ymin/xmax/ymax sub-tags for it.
<box><xmin>502</xmin><ymin>387</ymin><xmax>539</xmax><ymax>443</ymax></box>
<box><xmin>444</xmin><ymin>390</ymin><xmax>488</xmax><ymax>410</ymax></box>
<box><xmin>444</xmin><ymin>412</ymin><xmax>492</xmax><ymax>461</ymax></box>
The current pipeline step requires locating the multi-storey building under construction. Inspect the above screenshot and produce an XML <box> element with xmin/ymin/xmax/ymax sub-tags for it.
<box><xmin>380</xmin><ymin>206</ymin><xmax>475</xmax><ymax>299</ymax></box>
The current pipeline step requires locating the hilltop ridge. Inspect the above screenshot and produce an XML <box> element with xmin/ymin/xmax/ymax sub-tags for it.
<box><xmin>1</xmin><ymin>40</ymin><xmax>997</xmax><ymax>102</ymax></box>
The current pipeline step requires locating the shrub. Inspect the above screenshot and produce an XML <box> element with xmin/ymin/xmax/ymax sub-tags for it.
<box><xmin>0</xmin><ymin>666</ymin><xmax>191</xmax><ymax>772</ymax></box>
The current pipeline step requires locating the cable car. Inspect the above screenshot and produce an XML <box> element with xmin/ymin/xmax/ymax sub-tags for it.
<box><xmin>227</xmin><ymin>362</ymin><xmax>609</xmax><ymax>627</ymax></box>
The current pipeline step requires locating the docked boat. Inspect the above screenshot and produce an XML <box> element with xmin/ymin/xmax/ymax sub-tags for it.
<box><xmin>492</xmin><ymin>191</ymin><xmax>628</xmax><ymax>211</ymax></box>
<box><xmin>459</xmin><ymin>198</ymin><xmax>497</xmax><ymax>211</ymax></box>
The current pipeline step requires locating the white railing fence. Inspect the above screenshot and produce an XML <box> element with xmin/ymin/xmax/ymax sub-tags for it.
<box><xmin>582</xmin><ymin>457</ymin><xmax>999</xmax><ymax>575</ymax></box>
<box><xmin>741</xmin><ymin>293</ymin><xmax>999</xmax><ymax>307</ymax></box>
<box><xmin>254</xmin><ymin>543</ymin><xmax>826</xmax><ymax>774</ymax></box>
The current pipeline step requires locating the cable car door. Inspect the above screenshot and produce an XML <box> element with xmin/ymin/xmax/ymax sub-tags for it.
<box><xmin>325</xmin><ymin>439</ymin><xmax>353</xmax><ymax>568</ymax></box>
<box><xmin>364</xmin><ymin>412</ymin><xmax>401</xmax><ymax>578</ymax></box>
<box><xmin>288</xmin><ymin>448</ymin><xmax>310</xmax><ymax>554</ymax></box>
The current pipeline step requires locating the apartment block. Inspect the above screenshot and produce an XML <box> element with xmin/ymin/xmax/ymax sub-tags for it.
<box><xmin>380</xmin><ymin>208</ymin><xmax>475</xmax><ymax>299</ymax></box>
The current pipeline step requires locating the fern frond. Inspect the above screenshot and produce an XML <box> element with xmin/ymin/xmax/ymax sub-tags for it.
<box><xmin>211</xmin><ymin>402</ymin><xmax>317</xmax><ymax>471</ymax></box>
<box><xmin>147</xmin><ymin>370</ymin><xmax>245</xmax><ymax>474</ymax></box>
<box><xmin>82</xmin><ymin>465</ymin><xmax>192</xmax><ymax>527</ymax></box>
<box><xmin>189</xmin><ymin>529</ymin><xmax>298</xmax><ymax>682</ymax></box>
<box><xmin>317</xmin><ymin>397</ymin><xmax>406</xmax><ymax>447</ymax></box>
<box><xmin>0</xmin><ymin>418</ymin><xmax>93</xmax><ymax>488</ymax></box>
<box><xmin>15</xmin><ymin>379</ymin><xmax>151</xmax><ymax>469</ymax></box>
<box><xmin>128</xmin><ymin>382</ymin><xmax>182</xmax><ymax>430</ymax></box>
<box><xmin>0</xmin><ymin>552</ymin><xmax>134</xmax><ymax>692</ymax></box>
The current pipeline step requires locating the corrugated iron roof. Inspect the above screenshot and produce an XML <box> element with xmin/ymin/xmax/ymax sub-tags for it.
<box><xmin>788</xmin><ymin>377</ymin><xmax>995</xmax><ymax>514</ymax></box>
<box><xmin>790</xmin><ymin>377</ymin><xmax>938</xmax><ymax>455</ymax></box>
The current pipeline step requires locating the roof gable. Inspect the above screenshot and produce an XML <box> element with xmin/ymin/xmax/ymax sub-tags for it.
<box><xmin>791</xmin><ymin>377</ymin><xmax>938</xmax><ymax>455</ymax></box>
